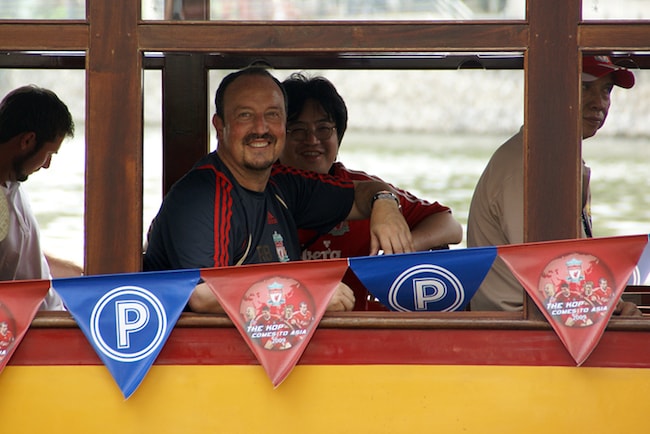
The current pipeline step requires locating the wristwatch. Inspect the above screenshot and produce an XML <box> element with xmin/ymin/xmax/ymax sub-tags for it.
<box><xmin>371</xmin><ymin>190</ymin><xmax>401</xmax><ymax>210</ymax></box>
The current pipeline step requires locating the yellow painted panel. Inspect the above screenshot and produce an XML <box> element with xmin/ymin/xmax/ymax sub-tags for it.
<box><xmin>0</xmin><ymin>364</ymin><xmax>648</xmax><ymax>434</ymax></box>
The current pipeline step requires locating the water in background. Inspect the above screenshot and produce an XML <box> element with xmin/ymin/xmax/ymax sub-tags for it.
<box><xmin>341</xmin><ymin>130</ymin><xmax>650</xmax><ymax>241</ymax></box>
<box><xmin>4</xmin><ymin>67</ymin><xmax>649</xmax><ymax>267</ymax></box>
<box><xmin>21</xmin><ymin>127</ymin><xmax>650</xmax><ymax>267</ymax></box>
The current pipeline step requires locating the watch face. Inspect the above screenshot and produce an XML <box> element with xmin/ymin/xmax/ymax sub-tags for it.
<box><xmin>372</xmin><ymin>191</ymin><xmax>400</xmax><ymax>209</ymax></box>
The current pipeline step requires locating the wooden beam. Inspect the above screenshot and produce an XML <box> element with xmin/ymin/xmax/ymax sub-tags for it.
<box><xmin>160</xmin><ymin>0</ymin><xmax>210</xmax><ymax>195</ymax></box>
<box><xmin>0</xmin><ymin>22</ymin><xmax>87</xmax><ymax>50</ymax></box>
<box><xmin>161</xmin><ymin>53</ymin><xmax>209</xmax><ymax>195</ymax></box>
<box><xmin>524</xmin><ymin>0</ymin><xmax>582</xmax><ymax>319</ymax></box>
<box><xmin>525</xmin><ymin>0</ymin><xmax>581</xmax><ymax>243</ymax></box>
<box><xmin>85</xmin><ymin>0</ymin><xmax>143</xmax><ymax>274</ymax></box>
<box><xmin>580</xmin><ymin>22</ymin><xmax>650</xmax><ymax>50</ymax></box>
<box><xmin>138</xmin><ymin>22</ymin><xmax>529</xmax><ymax>52</ymax></box>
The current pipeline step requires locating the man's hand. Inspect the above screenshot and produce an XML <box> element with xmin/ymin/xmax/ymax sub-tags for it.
<box><xmin>46</xmin><ymin>253</ymin><xmax>83</xmax><ymax>278</ymax></box>
<box><xmin>613</xmin><ymin>299</ymin><xmax>643</xmax><ymax>317</ymax></box>
<box><xmin>347</xmin><ymin>181</ymin><xmax>414</xmax><ymax>255</ymax></box>
<box><xmin>188</xmin><ymin>282</ymin><xmax>225</xmax><ymax>313</ymax></box>
<box><xmin>326</xmin><ymin>282</ymin><xmax>355</xmax><ymax>312</ymax></box>
<box><xmin>369</xmin><ymin>199</ymin><xmax>414</xmax><ymax>255</ymax></box>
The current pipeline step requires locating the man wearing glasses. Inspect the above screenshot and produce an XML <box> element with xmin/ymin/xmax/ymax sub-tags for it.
<box><xmin>279</xmin><ymin>73</ymin><xmax>463</xmax><ymax>310</ymax></box>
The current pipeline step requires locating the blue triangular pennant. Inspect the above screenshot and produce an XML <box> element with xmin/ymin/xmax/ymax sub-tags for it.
<box><xmin>52</xmin><ymin>269</ymin><xmax>200</xmax><ymax>399</ymax></box>
<box><xmin>349</xmin><ymin>247</ymin><xmax>497</xmax><ymax>312</ymax></box>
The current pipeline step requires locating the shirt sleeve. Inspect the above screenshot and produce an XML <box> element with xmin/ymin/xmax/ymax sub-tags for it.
<box><xmin>144</xmin><ymin>168</ymin><xmax>224</xmax><ymax>270</ymax></box>
<box><xmin>333</xmin><ymin>163</ymin><xmax>451</xmax><ymax>229</ymax></box>
<box><xmin>393</xmin><ymin>185</ymin><xmax>450</xmax><ymax>229</ymax></box>
<box><xmin>270</xmin><ymin>164</ymin><xmax>355</xmax><ymax>235</ymax></box>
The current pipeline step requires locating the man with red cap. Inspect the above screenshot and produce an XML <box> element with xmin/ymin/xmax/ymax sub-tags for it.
<box><xmin>467</xmin><ymin>55</ymin><xmax>639</xmax><ymax>314</ymax></box>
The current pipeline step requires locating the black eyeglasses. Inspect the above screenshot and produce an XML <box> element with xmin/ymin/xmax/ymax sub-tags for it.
<box><xmin>286</xmin><ymin>125</ymin><xmax>336</xmax><ymax>141</ymax></box>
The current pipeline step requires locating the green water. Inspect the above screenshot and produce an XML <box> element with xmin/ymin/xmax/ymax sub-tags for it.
<box><xmin>341</xmin><ymin>130</ymin><xmax>650</xmax><ymax>246</ymax></box>
<box><xmin>23</xmin><ymin>129</ymin><xmax>650</xmax><ymax>264</ymax></box>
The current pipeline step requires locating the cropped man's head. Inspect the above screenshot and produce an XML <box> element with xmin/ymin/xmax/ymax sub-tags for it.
<box><xmin>215</xmin><ymin>66</ymin><xmax>287</xmax><ymax>120</ymax></box>
<box><xmin>0</xmin><ymin>85</ymin><xmax>74</xmax><ymax>182</ymax></box>
<box><xmin>582</xmin><ymin>56</ymin><xmax>635</xmax><ymax>89</ymax></box>
<box><xmin>0</xmin><ymin>85</ymin><xmax>74</xmax><ymax>148</ymax></box>
<box><xmin>283</xmin><ymin>73</ymin><xmax>348</xmax><ymax>144</ymax></box>
<box><xmin>212</xmin><ymin>66</ymin><xmax>289</xmax><ymax>178</ymax></box>
<box><xmin>581</xmin><ymin>56</ymin><xmax>634</xmax><ymax>139</ymax></box>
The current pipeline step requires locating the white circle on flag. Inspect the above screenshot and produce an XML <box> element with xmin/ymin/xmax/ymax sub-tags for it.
<box><xmin>90</xmin><ymin>286</ymin><xmax>167</xmax><ymax>362</ymax></box>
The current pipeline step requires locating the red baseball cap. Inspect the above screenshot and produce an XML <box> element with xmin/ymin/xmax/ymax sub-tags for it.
<box><xmin>582</xmin><ymin>55</ymin><xmax>635</xmax><ymax>89</ymax></box>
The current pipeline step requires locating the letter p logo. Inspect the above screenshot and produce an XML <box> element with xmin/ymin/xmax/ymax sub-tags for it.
<box><xmin>116</xmin><ymin>301</ymin><xmax>150</xmax><ymax>349</ymax></box>
<box><xmin>90</xmin><ymin>286</ymin><xmax>167</xmax><ymax>362</ymax></box>
<box><xmin>388</xmin><ymin>264</ymin><xmax>466</xmax><ymax>312</ymax></box>
<box><xmin>413</xmin><ymin>278</ymin><xmax>446</xmax><ymax>310</ymax></box>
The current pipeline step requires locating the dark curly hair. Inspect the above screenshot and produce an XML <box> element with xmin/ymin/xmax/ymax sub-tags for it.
<box><xmin>0</xmin><ymin>85</ymin><xmax>74</xmax><ymax>149</ymax></box>
<box><xmin>282</xmin><ymin>72</ymin><xmax>348</xmax><ymax>144</ymax></box>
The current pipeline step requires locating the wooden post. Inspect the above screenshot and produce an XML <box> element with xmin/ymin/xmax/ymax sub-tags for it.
<box><xmin>85</xmin><ymin>0</ymin><xmax>143</xmax><ymax>274</ymax></box>
<box><xmin>524</xmin><ymin>0</ymin><xmax>582</xmax><ymax>319</ymax></box>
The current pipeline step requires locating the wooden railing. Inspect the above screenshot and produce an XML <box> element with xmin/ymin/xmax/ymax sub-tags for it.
<box><xmin>0</xmin><ymin>0</ymin><xmax>649</xmax><ymax>326</ymax></box>
<box><xmin>624</xmin><ymin>285</ymin><xmax>650</xmax><ymax>315</ymax></box>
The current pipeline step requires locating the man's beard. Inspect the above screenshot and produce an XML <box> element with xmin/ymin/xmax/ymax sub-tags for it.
<box><xmin>242</xmin><ymin>132</ymin><xmax>277</xmax><ymax>171</ymax></box>
<box><xmin>11</xmin><ymin>145</ymin><xmax>41</xmax><ymax>182</ymax></box>
<box><xmin>12</xmin><ymin>159</ymin><xmax>29</xmax><ymax>182</ymax></box>
<box><xmin>243</xmin><ymin>159</ymin><xmax>274</xmax><ymax>171</ymax></box>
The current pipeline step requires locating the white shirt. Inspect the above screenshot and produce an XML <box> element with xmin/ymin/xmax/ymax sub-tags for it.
<box><xmin>0</xmin><ymin>182</ymin><xmax>64</xmax><ymax>310</ymax></box>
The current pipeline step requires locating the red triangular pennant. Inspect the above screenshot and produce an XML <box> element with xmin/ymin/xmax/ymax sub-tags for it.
<box><xmin>0</xmin><ymin>279</ymin><xmax>51</xmax><ymax>373</ymax></box>
<box><xmin>201</xmin><ymin>259</ymin><xmax>348</xmax><ymax>386</ymax></box>
<box><xmin>498</xmin><ymin>235</ymin><xmax>647</xmax><ymax>365</ymax></box>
